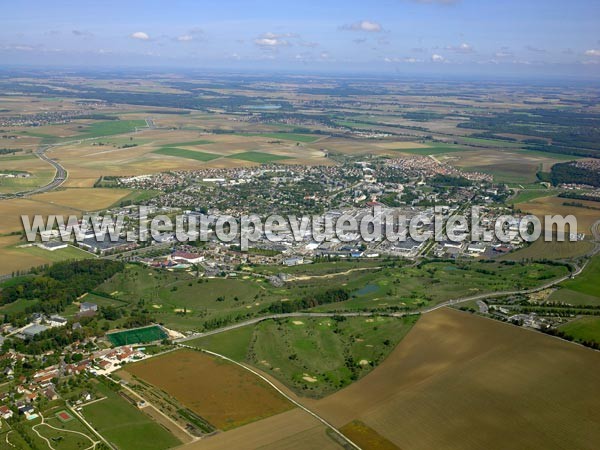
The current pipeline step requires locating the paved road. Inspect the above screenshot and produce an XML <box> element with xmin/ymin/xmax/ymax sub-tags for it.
<box><xmin>180</xmin><ymin>346</ymin><xmax>361</xmax><ymax>450</ymax></box>
<box><xmin>1</xmin><ymin>119</ymin><xmax>153</xmax><ymax>200</ymax></box>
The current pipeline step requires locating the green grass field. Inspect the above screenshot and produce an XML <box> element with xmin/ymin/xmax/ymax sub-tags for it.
<box><xmin>559</xmin><ymin>316</ymin><xmax>600</xmax><ymax>344</ymax></box>
<box><xmin>187</xmin><ymin>325</ymin><xmax>255</xmax><ymax>361</ymax></box>
<box><xmin>239</xmin><ymin>132</ymin><xmax>320</xmax><ymax>143</ymax></box>
<box><xmin>168</xmin><ymin>139</ymin><xmax>214</xmax><ymax>146</ymax></box>
<box><xmin>34</xmin><ymin>415</ymin><xmax>96</xmax><ymax>450</ymax></box>
<box><xmin>189</xmin><ymin>315</ymin><xmax>419</xmax><ymax>397</ymax></box>
<box><xmin>0</xmin><ymin>168</ymin><xmax>55</xmax><ymax>194</ymax></box>
<box><xmin>393</xmin><ymin>143</ymin><xmax>471</xmax><ymax>155</ymax></box>
<box><xmin>76</xmin><ymin>120</ymin><xmax>147</xmax><ymax>140</ymax></box>
<box><xmin>548</xmin><ymin>288</ymin><xmax>600</xmax><ymax>306</ymax></box>
<box><xmin>14</xmin><ymin>244</ymin><xmax>95</xmax><ymax>263</ymax></box>
<box><xmin>459</xmin><ymin>136</ymin><xmax>523</xmax><ymax>148</ymax></box>
<box><xmin>107</xmin><ymin>325</ymin><xmax>168</xmax><ymax>346</ymax></box>
<box><xmin>562</xmin><ymin>255</ymin><xmax>600</xmax><ymax>298</ymax></box>
<box><xmin>152</xmin><ymin>147</ymin><xmax>221</xmax><ymax>161</ymax></box>
<box><xmin>97</xmin><ymin>260</ymin><xmax>568</xmax><ymax>333</ymax></box>
<box><xmin>0</xmin><ymin>298</ymin><xmax>39</xmax><ymax>315</ymax></box>
<box><xmin>97</xmin><ymin>266</ymin><xmax>284</xmax><ymax>331</ymax></box>
<box><xmin>81</xmin><ymin>381</ymin><xmax>180</xmax><ymax>450</ymax></box>
<box><xmin>110</xmin><ymin>189</ymin><xmax>162</xmax><ymax>207</ymax></box>
<box><xmin>227</xmin><ymin>151</ymin><xmax>292</xmax><ymax>163</ymax></box>
<box><xmin>509</xmin><ymin>189</ymin><xmax>559</xmax><ymax>204</ymax></box>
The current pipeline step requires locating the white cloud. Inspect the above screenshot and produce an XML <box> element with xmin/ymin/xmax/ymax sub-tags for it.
<box><xmin>130</xmin><ymin>31</ymin><xmax>150</xmax><ymax>40</ymax></box>
<box><xmin>384</xmin><ymin>56</ymin><xmax>422</xmax><ymax>63</ymax></box>
<box><xmin>431</xmin><ymin>53</ymin><xmax>447</xmax><ymax>62</ymax></box>
<box><xmin>72</xmin><ymin>30</ymin><xmax>94</xmax><ymax>38</ymax></box>
<box><xmin>585</xmin><ymin>49</ymin><xmax>600</xmax><ymax>57</ymax></box>
<box><xmin>446</xmin><ymin>42</ymin><xmax>474</xmax><ymax>53</ymax></box>
<box><xmin>525</xmin><ymin>45</ymin><xmax>546</xmax><ymax>53</ymax></box>
<box><xmin>177</xmin><ymin>35</ymin><xmax>193</xmax><ymax>42</ymax></box>
<box><xmin>342</xmin><ymin>21</ymin><xmax>383</xmax><ymax>32</ymax></box>
<box><xmin>494</xmin><ymin>50</ymin><xmax>513</xmax><ymax>58</ymax></box>
<box><xmin>254</xmin><ymin>32</ymin><xmax>298</xmax><ymax>49</ymax></box>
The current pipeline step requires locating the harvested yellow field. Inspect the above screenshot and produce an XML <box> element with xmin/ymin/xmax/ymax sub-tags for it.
<box><xmin>374</xmin><ymin>141</ymin><xmax>430</xmax><ymax>149</ymax></box>
<box><xmin>311</xmin><ymin>307</ymin><xmax>600</xmax><ymax>450</ymax></box>
<box><xmin>500</xmin><ymin>239</ymin><xmax>594</xmax><ymax>261</ymax></box>
<box><xmin>0</xmin><ymin>235</ymin><xmax>53</xmax><ymax>274</ymax></box>
<box><xmin>31</xmin><ymin>188</ymin><xmax>131</xmax><ymax>211</ymax></box>
<box><xmin>0</xmin><ymin>188</ymin><xmax>130</xmax><ymax>234</ymax></box>
<box><xmin>180</xmin><ymin>409</ymin><xmax>340</xmax><ymax>450</ymax></box>
<box><xmin>517</xmin><ymin>195</ymin><xmax>600</xmax><ymax>235</ymax></box>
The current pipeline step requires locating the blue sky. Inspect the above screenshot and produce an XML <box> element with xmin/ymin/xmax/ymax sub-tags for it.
<box><xmin>1</xmin><ymin>0</ymin><xmax>599</xmax><ymax>78</ymax></box>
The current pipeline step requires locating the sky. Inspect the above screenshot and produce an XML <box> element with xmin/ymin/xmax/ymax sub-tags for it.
<box><xmin>1</xmin><ymin>0</ymin><xmax>600</xmax><ymax>79</ymax></box>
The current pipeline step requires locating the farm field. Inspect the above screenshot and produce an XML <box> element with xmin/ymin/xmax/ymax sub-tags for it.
<box><xmin>309</xmin><ymin>307</ymin><xmax>600</xmax><ymax>450</ymax></box>
<box><xmin>0</xmin><ymin>188</ymin><xmax>131</xmax><ymax>234</ymax></box>
<box><xmin>392</xmin><ymin>142</ymin><xmax>471</xmax><ymax>156</ymax></box>
<box><xmin>189</xmin><ymin>315</ymin><xmax>418</xmax><ymax>397</ymax></box>
<box><xmin>499</xmin><ymin>239</ymin><xmax>594</xmax><ymax>261</ymax></box>
<box><xmin>81</xmin><ymin>380</ymin><xmax>181</xmax><ymax>450</ymax></box>
<box><xmin>515</xmin><ymin>195</ymin><xmax>600</xmax><ymax>235</ymax></box>
<box><xmin>340</xmin><ymin>420</ymin><xmax>399</xmax><ymax>450</ymax></box>
<box><xmin>227</xmin><ymin>151</ymin><xmax>291</xmax><ymax>163</ymax></box>
<box><xmin>124</xmin><ymin>349</ymin><xmax>293</xmax><ymax>430</ymax></box>
<box><xmin>561</xmin><ymin>254</ymin><xmax>600</xmax><ymax>298</ymax></box>
<box><xmin>238</xmin><ymin>132</ymin><xmax>321</xmax><ymax>143</ymax></box>
<box><xmin>548</xmin><ymin>288</ymin><xmax>600</xmax><ymax>306</ymax></box>
<box><xmin>0</xmin><ymin>235</ymin><xmax>61</xmax><ymax>275</ymax></box>
<box><xmin>0</xmin><ymin>155</ymin><xmax>55</xmax><ymax>194</ymax></box>
<box><xmin>509</xmin><ymin>188</ymin><xmax>560</xmax><ymax>204</ymax></box>
<box><xmin>152</xmin><ymin>147</ymin><xmax>221</xmax><ymax>162</ymax></box>
<box><xmin>180</xmin><ymin>408</ymin><xmax>340</xmax><ymax>450</ymax></box>
<box><xmin>13</xmin><ymin>244</ymin><xmax>95</xmax><ymax>263</ymax></box>
<box><xmin>559</xmin><ymin>316</ymin><xmax>600</xmax><ymax>344</ymax></box>
<box><xmin>440</xmin><ymin>148</ymin><xmax>575</xmax><ymax>184</ymax></box>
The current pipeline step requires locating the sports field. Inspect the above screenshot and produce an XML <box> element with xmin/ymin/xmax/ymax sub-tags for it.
<box><xmin>107</xmin><ymin>325</ymin><xmax>167</xmax><ymax>346</ymax></box>
<box><xmin>125</xmin><ymin>349</ymin><xmax>293</xmax><ymax>430</ymax></box>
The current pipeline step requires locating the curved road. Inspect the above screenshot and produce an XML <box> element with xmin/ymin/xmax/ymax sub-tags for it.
<box><xmin>2</xmin><ymin>118</ymin><xmax>154</xmax><ymax>200</ymax></box>
<box><xmin>176</xmin><ymin>257</ymin><xmax>591</xmax><ymax>343</ymax></box>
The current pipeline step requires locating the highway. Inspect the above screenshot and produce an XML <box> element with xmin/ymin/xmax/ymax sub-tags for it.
<box><xmin>1</xmin><ymin>119</ymin><xmax>154</xmax><ymax>200</ymax></box>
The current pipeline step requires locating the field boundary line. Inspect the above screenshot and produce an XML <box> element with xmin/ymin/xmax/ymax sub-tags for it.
<box><xmin>111</xmin><ymin>375</ymin><xmax>198</xmax><ymax>442</ymax></box>
<box><xmin>67</xmin><ymin>402</ymin><xmax>115</xmax><ymax>450</ymax></box>
<box><xmin>180</xmin><ymin>346</ymin><xmax>362</xmax><ymax>450</ymax></box>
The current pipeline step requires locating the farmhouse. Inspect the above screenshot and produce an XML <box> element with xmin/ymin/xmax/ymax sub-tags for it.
<box><xmin>0</xmin><ymin>406</ymin><xmax>13</xmax><ymax>420</ymax></box>
<box><xmin>80</xmin><ymin>302</ymin><xmax>98</xmax><ymax>313</ymax></box>
<box><xmin>47</xmin><ymin>315</ymin><xmax>68</xmax><ymax>327</ymax></box>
